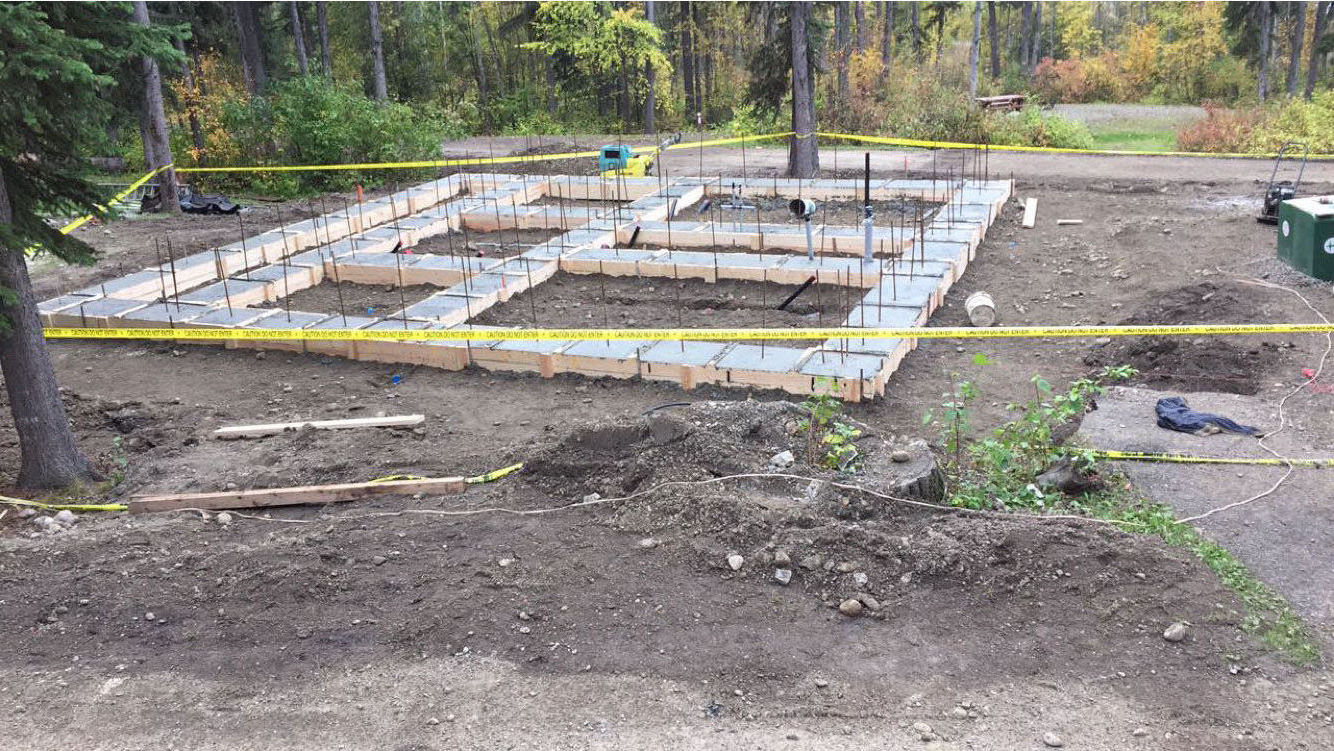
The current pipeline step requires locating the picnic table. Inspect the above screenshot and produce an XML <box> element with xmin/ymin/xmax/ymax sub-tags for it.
<box><xmin>975</xmin><ymin>94</ymin><xmax>1026</xmax><ymax>112</ymax></box>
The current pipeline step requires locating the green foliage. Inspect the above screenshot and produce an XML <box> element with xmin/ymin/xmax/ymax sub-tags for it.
<box><xmin>182</xmin><ymin>75</ymin><xmax>455</xmax><ymax>197</ymax></box>
<box><xmin>935</xmin><ymin>365</ymin><xmax>1135</xmax><ymax>512</ymax></box>
<box><xmin>988</xmin><ymin>106</ymin><xmax>1095</xmax><ymax>149</ymax></box>
<box><xmin>108</xmin><ymin>435</ymin><xmax>129</xmax><ymax>487</ymax></box>
<box><xmin>798</xmin><ymin>380</ymin><xmax>863</xmax><ymax>472</ymax></box>
<box><xmin>1177</xmin><ymin>93</ymin><xmax>1334</xmax><ymax>154</ymax></box>
<box><xmin>0</xmin><ymin>2</ymin><xmax>183</xmax><ymax>263</ymax></box>
<box><xmin>714</xmin><ymin>102</ymin><xmax>782</xmax><ymax>137</ymax></box>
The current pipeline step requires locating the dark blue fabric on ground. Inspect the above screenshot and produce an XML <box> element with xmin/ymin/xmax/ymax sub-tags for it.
<box><xmin>1155</xmin><ymin>396</ymin><xmax>1261</xmax><ymax>436</ymax></box>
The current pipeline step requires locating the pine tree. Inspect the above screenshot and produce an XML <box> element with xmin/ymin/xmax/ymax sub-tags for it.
<box><xmin>0</xmin><ymin>3</ymin><xmax>181</xmax><ymax>488</ymax></box>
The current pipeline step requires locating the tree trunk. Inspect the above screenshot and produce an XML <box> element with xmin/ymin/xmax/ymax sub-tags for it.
<box><xmin>133</xmin><ymin>0</ymin><xmax>179</xmax><ymax>214</ymax></box>
<box><xmin>1020</xmin><ymin>1</ymin><xmax>1032</xmax><ymax>72</ymax></box>
<box><xmin>855</xmin><ymin>2</ymin><xmax>868</xmax><ymax>51</ymax></box>
<box><xmin>836</xmin><ymin>1</ymin><xmax>850</xmax><ymax>101</ymax></box>
<box><xmin>233</xmin><ymin>1</ymin><xmax>267</xmax><ymax>95</ymax></box>
<box><xmin>681</xmin><ymin>2</ymin><xmax>696</xmax><ymax>117</ymax></box>
<box><xmin>969</xmin><ymin>2</ymin><xmax>982</xmax><ymax>98</ymax></box>
<box><xmin>1306</xmin><ymin>1</ymin><xmax>1332</xmax><ymax>98</ymax></box>
<box><xmin>0</xmin><ymin>171</ymin><xmax>97</xmax><ymax>490</ymax></box>
<box><xmin>1288</xmin><ymin>1</ymin><xmax>1306</xmax><ymax>95</ymax></box>
<box><xmin>545</xmin><ymin>55</ymin><xmax>558</xmax><ymax>116</ymax></box>
<box><xmin>368</xmin><ymin>1</ymin><xmax>388</xmax><ymax>101</ymax></box>
<box><xmin>880</xmin><ymin>1</ymin><xmax>895</xmax><ymax>84</ymax></box>
<box><xmin>1259</xmin><ymin>1</ymin><xmax>1273</xmax><ymax>101</ymax></box>
<box><xmin>317</xmin><ymin>1</ymin><xmax>333</xmax><ymax>77</ymax></box>
<box><xmin>690</xmin><ymin>2</ymin><xmax>702</xmax><ymax>117</ymax></box>
<box><xmin>644</xmin><ymin>0</ymin><xmax>657</xmax><ymax>134</ymax></box>
<box><xmin>1032</xmin><ymin>1</ymin><xmax>1043</xmax><ymax>67</ymax></box>
<box><xmin>175</xmin><ymin>37</ymin><xmax>206</xmax><ymax>163</ymax></box>
<box><xmin>472</xmin><ymin>7</ymin><xmax>489</xmax><ymax>131</ymax></box>
<box><xmin>290</xmin><ymin>1</ymin><xmax>310</xmax><ymax>76</ymax></box>
<box><xmin>911</xmin><ymin>2</ymin><xmax>922</xmax><ymax>61</ymax></box>
<box><xmin>788</xmin><ymin>1</ymin><xmax>819</xmax><ymax>178</ymax></box>
<box><xmin>935</xmin><ymin>7</ymin><xmax>946</xmax><ymax>63</ymax></box>
<box><xmin>988</xmin><ymin>2</ymin><xmax>1000</xmax><ymax>79</ymax></box>
<box><xmin>618</xmin><ymin>54</ymin><xmax>631</xmax><ymax>126</ymax></box>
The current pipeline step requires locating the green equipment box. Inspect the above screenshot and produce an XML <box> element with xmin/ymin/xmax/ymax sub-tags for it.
<box><xmin>1278</xmin><ymin>196</ymin><xmax>1334</xmax><ymax>281</ymax></box>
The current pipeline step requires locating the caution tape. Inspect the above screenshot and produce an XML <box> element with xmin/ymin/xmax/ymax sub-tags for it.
<box><xmin>816</xmin><ymin>131</ymin><xmax>1334</xmax><ymax>160</ymax></box>
<box><xmin>466</xmin><ymin>462</ymin><xmax>524</xmax><ymax>484</ymax></box>
<box><xmin>173</xmin><ymin>149</ymin><xmax>602</xmax><ymax>174</ymax></box>
<box><xmin>58</xmin><ymin>165</ymin><xmax>170</xmax><ymax>235</ymax></box>
<box><xmin>1092</xmin><ymin>450</ymin><xmax>1334</xmax><ymax>468</ymax></box>
<box><xmin>40</xmin><ymin>322</ymin><xmax>1334</xmax><ymax>343</ymax></box>
<box><xmin>0</xmin><ymin>494</ymin><xmax>128</xmax><ymax>512</ymax></box>
<box><xmin>90</xmin><ymin>126</ymin><xmax>1333</xmax><ymax>186</ymax></box>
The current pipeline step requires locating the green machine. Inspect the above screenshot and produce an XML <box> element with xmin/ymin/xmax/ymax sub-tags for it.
<box><xmin>1277</xmin><ymin>196</ymin><xmax>1334</xmax><ymax>282</ymax></box>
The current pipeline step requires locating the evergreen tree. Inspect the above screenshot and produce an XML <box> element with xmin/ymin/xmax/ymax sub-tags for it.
<box><xmin>0</xmin><ymin>2</ymin><xmax>182</xmax><ymax>488</ymax></box>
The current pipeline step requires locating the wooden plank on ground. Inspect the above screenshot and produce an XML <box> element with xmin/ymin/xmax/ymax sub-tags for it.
<box><xmin>129</xmin><ymin>476</ymin><xmax>467</xmax><ymax>513</ymax></box>
<box><xmin>1021</xmin><ymin>198</ymin><xmax>1038</xmax><ymax>229</ymax></box>
<box><xmin>214</xmin><ymin>414</ymin><xmax>425</xmax><ymax>440</ymax></box>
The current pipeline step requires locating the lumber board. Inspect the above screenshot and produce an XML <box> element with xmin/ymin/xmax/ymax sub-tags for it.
<box><xmin>1021</xmin><ymin>198</ymin><xmax>1038</xmax><ymax>229</ymax></box>
<box><xmin>129</xmin><ymin>475</ymin><xmax>467</xmax><ymax>513</ymax></box>
<box><xmin>214</xmin><ymin>414</ymin><xmax>425</xmax><ymax>439</ymax></box>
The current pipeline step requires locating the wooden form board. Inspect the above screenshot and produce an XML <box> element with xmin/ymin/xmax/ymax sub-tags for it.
<box><xmin>1022</xmin><ymin>198</ymin><xmax>1038</xmax><ymax>228</ymax></box>
<box><xmin>129</xmin><ymin>475</ymin><xmax>467</xmax><ymax>513</ymax></box>
<box><xmin>213</xmin><ymin>414</ymin><xmax>425</xmax><ymax>439</ymax></box>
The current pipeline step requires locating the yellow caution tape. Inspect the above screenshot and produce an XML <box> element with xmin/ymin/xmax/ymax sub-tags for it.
<box><xmin>1092</xmin><ymin>450</ymin><xmax>1334</xmax><ymax>468</ymax></box>
<box><xmin>816</xmin><ymin>131</ymin><xmax>1334</xmax><ymax>160</ymax></box>
<box><xmin>173</xmin><ymin>150</ymin><xmax>602</xmax><ymax>174</ymax></box>
<box><xmin>466</xmin><ymin>462</ymin><xmax>524</xmax><ymax>484</ymax></box>
<box><xmin>40</xmin><ymin>323</ymin><xmax>1334</xmax><ymax>343</ymax></box>
<box><xmin>0</xmin><ymin>494</ymin><xmax>128</xmax><ymax>512</ymax></box>
<box><xmin>88</xmin><ymin>127</ymin><xmax>1332</xmax><ymax>188</ymax></box>
<box><xmin>58</xmin><ymin>165</ymin><xmax>170</xmax><ymax>235</ymax></box>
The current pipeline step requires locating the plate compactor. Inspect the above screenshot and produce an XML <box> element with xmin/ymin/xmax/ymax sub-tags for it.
<box><xmin>1257</xmin><ymin>141</ymin><xmax>1308</xmax><ymax>225</ymax></box>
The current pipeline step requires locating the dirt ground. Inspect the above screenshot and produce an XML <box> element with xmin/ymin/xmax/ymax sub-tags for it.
<box><xmin>474</xmin><ymin>272</ymin><xmax>854</xmax><ymax>347</ymax></box>
<box><xmin>701</xmin><ymin>196</ymin><xmax>941</xmax><ymax>227</ymax></box>
<box><xmin>415</xmin><ymin>227</ymin><xmax>566</xmax><ymax>259</ymax></box>
<box><xmin>3</xmin><ymin>142</ymin><xmax>1334</xmax><ymax>749</ymax></box>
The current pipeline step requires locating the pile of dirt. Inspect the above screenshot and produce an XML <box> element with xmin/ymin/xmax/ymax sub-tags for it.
<box><xmin>1084</xmin><ymin>281</ymin><xmax>1283</xmax><ymax>394</ymax></box>
<box><xmin>518</xmin><ymin>401</ymin><xmax>1247</xmax><ymax>652</ymax></box>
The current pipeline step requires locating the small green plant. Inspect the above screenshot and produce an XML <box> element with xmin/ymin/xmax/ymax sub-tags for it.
<box><xmin>798</xmin><ymin>379</ymin><xmax>864</xmax><ymax>472</ymax></box>
<box><xmin>943</xmin><ymin>365</ymin><xmax>1135</xmax><ymax>511</ymax></box>
<box><xmin>108</xmin><ymin>435</ymin><xmax>129</xmax><ymax>487</ymax></box>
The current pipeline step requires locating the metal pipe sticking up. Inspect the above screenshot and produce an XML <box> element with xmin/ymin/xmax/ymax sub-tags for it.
<box><xmin>862</xmin><ymin>152</ymin><xmax>874</xmax><ymax>264</ymax></box>
<box><xmin>789</xmin><ymin>198</ymin><xmax>817</xmax><ymax>261</ymax></box>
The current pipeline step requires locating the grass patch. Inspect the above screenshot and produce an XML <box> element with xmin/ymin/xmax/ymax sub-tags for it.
<box><xmin>1089</xmin><ymin>128</ymin><xmax>1178</xmax><ymax>152</ymax></box>
<box><xmin>929</xmin><ymin>363</ymin><xmax>1321</xmax><ymax>664</ymax></box>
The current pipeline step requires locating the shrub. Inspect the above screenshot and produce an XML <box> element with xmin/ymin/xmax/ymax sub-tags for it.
<box><xmin>1250</xmin><ymin>92</ymin><xmax>1334</xmax><ymax>153</ymax></box>
<box><xmin>1175</xmin><ymin>93</ymin><xmax>1334</xmax><ymax>155</ymax></box>
<box><xmin>987</xmin><ymin>106</ymin><xmax>1094</xmax><ymax>150</ymax></box>
<box><xmin>1174</xmin><ymin>103</ymin><xmax>1264</xmax><ymax>153</ymax></box>
<box><xmin>170</xmin><ymin>68</ymin><xmax>458</xmax><ymax>197</ymax></box>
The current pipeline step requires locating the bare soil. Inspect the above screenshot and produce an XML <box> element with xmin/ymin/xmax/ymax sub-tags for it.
<box><xmin>415</xmin><ymin>227</ymin><xmax>565</xmax><ymax>259</ymax></box>
<box><xmin>472</xmin><ymin>272</ymin><xmax>853</xmax><ymax>347</ymax></box>
<box><xmin>5</xmin><ymin>145</ymin><xmax>1334</xmax><ymax>748</ymax></box>
<box><xmin>264</xmin><ymin>281</ymin><xmax>440</xmax><ymax>319</ymax></box>
<box><xmin>702</xmin><ymin>196</ymin><xmax>941</xmax><ymax>227</ymax></box>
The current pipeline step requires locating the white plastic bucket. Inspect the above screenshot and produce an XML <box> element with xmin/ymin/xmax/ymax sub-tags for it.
<box><xmin>965</xmin><ymin>291</ymin><xmax>996</xmax><ymax>327</ymax></box>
